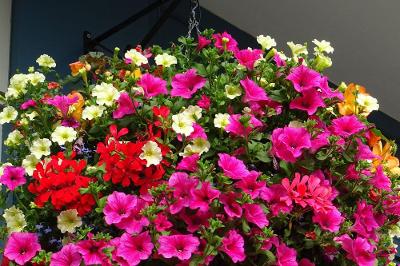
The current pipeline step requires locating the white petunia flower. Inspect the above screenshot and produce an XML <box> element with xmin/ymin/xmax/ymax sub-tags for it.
<box><xmin>155</xmin><ymin>53</ymin><xmax>177</xmax><ymax>68</ymax></box>
<box><xmin>257</xmin><ymin>35</ymin><xmax>276</xmax><ymax>50</ymax></box>
<box><xmin>22</xmin><ymin>155</ymin><xmax>39</xmax><ymax>176</ymax></box>
<box><xmin>182</xmin><ymin>105</ymin><xmax>202</xmax><ymax>122</ymax></box>
<box><xmin>139</xmin><ymin>141</ymin><xmax>163</xmax><ymax>167</ymax></box>
<box><xmin>124</xmin><ymin>49</ymin><xmax>148</xmax><ymax>66</ymax></box>
<box><xmin>191</xmin><ymin>137</ymin><xmax>210</xmax><ymax>155</ymax></box>
<box><xmin>36</xmin><ymin>54</ymin><xmax>56</xmax><ymax>68</ymax></box>
<box><xmin>30</xmin><ymin>138</ymin><xmax>52</xmax><ymax>159</ymax></box>
<box><xmin>225</xmin><ymin>84</ymin><xmax>242</xmax><ymax>99</ymax></box>
<box><xmin>287</xmin><ymin>42</ymin><xmax>308</xmax><ymax>57</ymax></box>
<box><xmin>92</xmin><ymin>82</ymin><xmax>120</xmax><ymax>106</ymax></box>
<box><xmin>27</xmin><ymin>72</ymin><xmax>45</xmax><ymax>86</ymax></box>
<box><xmin>0</xmin><ymin>106</ymin><xmax>18</xmax><ymax>124</ymax></box>
<box><xmin>312</xmin><ymin>39</ymin><xmax>334</xmax><ymax>54</ymax></box>
<box><xmin>8</xmin><ymin>74</ymin><xmax>29</xmax><ymax>97</ymax></box>
<box><xmin>57</xmin><ymin>209</ymin><xmax>82</xmax><ymax>233</ymax></box>
<box><xmin>172</xmin><ymin>113</ymin><xmax>194</xmax><ymax>136</ymax></box>
<box><xmin>82</xmin><ymin>105</ymin><xmax>106</xmax><ymax>120</ymax></box>
<box><xmin>25</xmin><ymin>111</ymin><xmax>39</xmax><ymax>121</ymax></box>
<box><xmin>3</xmin><ymin>206</ymin><xmax>27</xmax><ymax>233</ymax></box>
<box><xmin>4</xmin><ymin>130</ymin><xmax>23</xmax><ymax>146</ymax></box>
<box><xmin>51</xmin><ymin>126</ymin><xmax>77</xmax><ymax>145</ymax></box>
<box><xmin>356</xmin><ymin>93</ymin><xmax>379</xmax><ymax>115</ymax></box>
<box><xmin>214</xmin><ymin>113</ymin><xmax>230</xmax><ymax>129</ymax></box>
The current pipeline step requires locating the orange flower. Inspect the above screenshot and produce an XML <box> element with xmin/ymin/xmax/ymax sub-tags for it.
<box><xmin>372</xmin><ymin>140</ymin><xmax>400</xmax><ymax>176</ymax></box>
<box><xmin>69</xmin><ymin>61</ymin><xmax>85</xmax><ymax>76</ymax></box>
<box><xmin>68</xmin><ymin>91</ymin><xmax>84</xmax><ymax>121</ymax></box>
<box><xmin>337</xmin><ymin>83</ymin><xmax>366</xmax><ymax>116</ymax></box>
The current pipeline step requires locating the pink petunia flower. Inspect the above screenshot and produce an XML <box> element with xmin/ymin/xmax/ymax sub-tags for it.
<box><xmin>115</xmin><ymin>198</ymin><xmax>149</xmax><ymax>234</ymax></box>
<box><xmin>190</xmin><ymin>181</ymin><xmax>220</xmax><ymax>212</ymax></box>
<box><xmin>289</xmin><ymin>89</ymin><xmax>325</xmax><ymax>115</ymax></box>
<box><xmin>235</xmin><ymin>171</ymin><xmax>266</xmax><ymax>199</ymax></box>
<box><xmin>154</xmin><ymin>213</ymin><xmax>173</xmax><ymax>232</ymax></box>
<box><xmin>20</xmin><ymin>99</ymin><xmax>37</xmax><ymax>110</ymax></box>
<box><xmin>168</xmin><ymin>172</ymin><xmax>198</xmax><ymax>214</ymax></box>
<box><xmin>225</xmin><ymin>114</ymin><xmax>263</xmax><ymax>137</ymax></box>
<box><xmin>369</xmin><ymin>165</ymin><xmax>391</xmax><ymax>191</ymax></box>
<box><xmin>158</xmin><ymin>234</ymin><xmax>200</xmax><ymax>261</ymax></box>
<box><xmin>383</xmin><ymin>195</ymin><xmax>400</xmax><ymax>216</ymax></box>
<box><xmin>352</xmin><ymin>200</ymin><xmax>380</xmax><ymax>241</ymax></box>
<box><xmin>76</xmin><ymin>238</ymin><xmax>110</xmax><ymax>265</ymax></box>
<box><xmin>117</xmin><ymin>231</ymin><xmax>154</xmax><ymax>265</ymax></box>
<box><xmin>356</xmin><ymin>139</ymin><xmax>378</xmax><ymax>161</ymax></box>
<box><xmin>212</xmin><ymin>32</ymin><xmax>238</xmax><ymax>53</ymax></box>
<box><xmin>0</xmin><ymin>166</ymin><xmax>26</xmax><ymax>191</ymax></box>
<box><xmin>286</xmin><ymin>65</ymin><xmax>321</xmax><ymax>93</ymax></box>
<box><xmin>171</xmin><ymin>69</ymin><xmax>207</xmax><ymax>99</ymax></box>
<box><xmin>176</xmin><ymin>154</ymin><xmax>200</xmax><ymax>172</ymax></box>
<box><xmin>137</xmin><ymin>73</ymin><xmax>168</xmax><ymax>99</ymax></box>
<box><xmin>220</xmin><ymin>230</ymin><xmax>246</xmax><ymax>263</ymax></box>
<box><xmin>271</xmin><ymin>126</ymin><xmax>312</xmax><ymax>163</ymax></box>
<box><xmin>330</xmin><ymin>115</ymin><xmax>366</xmax><ymax>138</ymax></box>
<box><xmin>197</xmin><ymin>94</ymin><xmax>211</xmax><ymax>109</ymax></box>
<box><xmin>47</xmin><ymin>95</ymin><xmax>78</xmax><ymax>117</ymax></box>
<box><xmin>50</xmin><ymin>244</ymin><xmax>82</xmax><ymax>266</ymax></box>
<box><xmin>4</xmin><ymin>232</ymin><xmax>41</xmax><ymax>265</ymax></box>
<box><xmin>197</xmin><ymin>35</ymin><xmax>211</xmax><ymax>51</ymax></box>
<box><xmin>103</xmin><ymin>191</ymin><xmax>138</xmax><ymax>224</ymax></box>
<box><xmin>188</xmin><ymin>123</ymin><xmax>207</xmax><ymax>141</ymax></box>
<box><xmin>261</xmin><ymin>184</ymin><xmax>293</xmax><ymax>215</ymax></box>
<box><xmin>334</xmin><ymin>234</ymin><xmax>376</xmax><ymax>266</ymax></box>
<box><xmin>276</xmin><ymin>242</ymin><xmax>298</xmax><ymax>266</ymax></box>
<box><xmin>318</xmin><ymin>76</ymin><xmax>343</xmax><ymax>100</ymax></box>
<box><xmin>180</xmin><ymin>209</ymin><xmax>211</xmax><ymax>232</ymax></box>
<box><xmin>110</xmin><ymin>237</ymin><xmax>130</xmax><ymax>266</ymax></box>
<box><xmin>234</xmin><ymin>48</ymin><xmax>263</xmax><ymax>70</ymax></box>
<box><xmin>240</xmin><ymin>77</ymin><xmax>270</xmax><ymax>102</ymax></box>
<box><xmin>312</xmin><ymin>207</ymin><xmax>344</xmax><ymax>232</ymax></box>
<box><xmin>273</xmin><ymin>53</ymin><xmax>286</xmax><ymax>67</ymax></box>
<box><xmin>299</xmin><ymin>258</ymin><xmax>315</xmax><ymax>266</ymax></box>
<box><xmin>218</xmin><ymin>153</ymin><xmax>249</xmax><ymax>179</ymax></box>
<box><xmin>113</xmin><ymin>92</ymin><xmax>139</xmax><ymax>119</ymax></box>
<box><xmin>220</xmin><ymin>191</ymin><xmax>243</xmax><ymax>218</ymax></box>
<box><xmin>243</xmin><ymin>203</ymin><xmax>269</xmax><ymax>228</ymax></box>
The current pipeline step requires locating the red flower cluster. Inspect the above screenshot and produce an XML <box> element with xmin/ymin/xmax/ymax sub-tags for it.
<box><xmin>28</xmin><ymin>152</ymin><xmax>96</xmax><ymax>216</ymax></box>
<box><xmin>97</xmin><ymin>125</ymin><xmax>169</xmax><ymax>190</ymax></box>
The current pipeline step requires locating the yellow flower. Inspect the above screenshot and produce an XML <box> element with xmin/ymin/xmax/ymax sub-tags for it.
<box><xmin>57</xmin><ymin>209</ymin><xmax>82</xmax><ymax>233</ymax></box>
<box><xmin>225</xmin><ymin>84</ymin><xmax>242</xmax><ymax>99</ymax></box>
<box><xmin>27</xmin><ymin>72</ymin><xmax>45</xmax><ymax>86</ymax></box>
<box><xmin>4</xmin><ymin>130</ymin><xmax>23</xmax><ymax>146</ymax></box>
<box><xmin>92</xmin><ymin>82</ymin><xmax>120</xmax><ymax>106</ymax></box>
<box><xmin>124</xmin><ymin>49</ymin><xmax>148</xmax><ymax>66</ymax></box>
<box><xmin>155</xmin><ymin>53</ymin><xmax>177</xmax><ymax>68</ymax></box>
<box><xmin>214</xmin><ymin>113</ymin><xmax>230</xmax><ymax>129</ymax></box>
<box><xmin>22</xmin><ymin>154</ymin><xmax>39</xmax><ymax>176</ymax></box>
<box><xmin>312</xmin><ymin>39</ymin><xmax>334</xmax><ymax>54</ymax></box>
<box><xmin>0</xmin><ymin>106</ymin><xmax>18</xmax><ymax>124</ymax></box>
<box><xmin>36</xmin><ymin>54</ymin><xmax>56</xmax><ymax>68</ymax></box>
<box><xmin>82</xmin><ymin>105</ymin><xmax>105</xmax><ymax>120</ymax></box>
<box><xmin>51</xmin><ymin>126</ymin><xmax>77</xmax><ymax>146</ymax></box>
<box><xmin>182</xmin><ymin>105</ymin><xmax>202</xmax><ymax>122</ymax></box>
<box><xmin>139</xmin><ymin>141</ymin><xmax>163</xmax><ymax>167</ymax></box>
<box><xmin>3</xmin><ymin>206</ymin><xmax>26</xmax><ymax>233</ymax></box>
<box><xmin>30</xmin><ymin>138</ymin><xmax>52</xmax><ymax>159</ymax></box>
<box><xmin>257</xmin><ymin>35</ymin><xmax>276</xmax><ymax>50</ymax></box>
<box><xmin>287</xmin><ymin>42</ymin><xmax>308</xmax><ymax>58</ymax></box>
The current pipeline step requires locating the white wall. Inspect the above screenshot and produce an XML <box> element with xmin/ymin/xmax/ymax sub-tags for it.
<box><xmin>0</xmin><ymin>0</ymin><xmax>11</xmax><ymax>92</ymax></box>
<box><xmin>201</xmin><ymin>0</ymin><xmax>400</xmax><ymax>120</ymax></box>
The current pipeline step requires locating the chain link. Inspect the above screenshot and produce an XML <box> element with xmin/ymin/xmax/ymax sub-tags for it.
<box><xmin>187</xmin><ymin>0</ymin><xmax>201</xmax><ymax>37</ymax></box>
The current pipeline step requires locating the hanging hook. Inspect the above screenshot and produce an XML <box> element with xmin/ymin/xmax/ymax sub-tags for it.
<box><xmin>187</xmin><ymin>0</ymin><xmax>201</xmax><ymax>37</ymax></box>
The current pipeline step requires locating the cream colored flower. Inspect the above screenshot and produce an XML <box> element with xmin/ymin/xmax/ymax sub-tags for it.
<box><xmin>172</xmin><ymin>113</ymin><xmax>194</xmax><ymax>136</ymax></box>
<box><xmin>124</xmin><ymin>49</ymin><xmax>148</xmax><ymax>66</ymax></box>
<box><xmin>214</xmin><ymin>113</ymin><xmax>230</xmax><ymax>129</ymax></box>
<box><xmin>30</xmin><ymin>138</ymin><xmax>52</xmax><ymax>159</ymax></box>
<box><xmin>25</xmin><ymin>111</ymin><xmax>39</xmax><ymax>121</ymax></box>
<box><xmin>225</xmin><ymin>84</ymin><xmax>242</xmax><ymax>99</ymax></box>
<box><xmin>287</xmin><ymin>42</ymin><xmax>308</xmax><ymax>57</ymax></box>
<box><xmin>139</xmin><ymin>141</ymin><xmax>162</xmax><ymax>167</ymax></box>
<box><xmin>22</xmin><ymin>154</ymin><xmax>39</xmax><ymax>176</ymax></box>
<box><xmin>4</xmin><ymin>130</ymin><xmax>23</xmax><ymax>147</ymax></box>
<box><xmin>3</xmin><ymin>206</ymin><xmax>26</xmax><ymax>233</ymax></box>
<box><xmin>356</xmin><ymin>93</ymin><xmax>379</xmax><ymax>115</ymax></box>
<box><xmin>82</xmin><ymin>105</ymin><xmax>106</xmax><ymax>120</ymax></box>
<box><xmin>312</xmin><ymin>39</ymin><xmax>334</xmax><ymax>54</ymax></box>
<box><xmin>182</xmin><ymin>105</ymin><xmax>202</xmax><ymax>122</ymax></box>
<box><xmin>28</xmin><ymin>72</ymin><xmax>46</xmax><ymax>86</ymax></box>
<box><xmin>36</xmin><ymin>54</ymin><xmax>56</xmax><ymax>68</ymax></box>
<box><xmin>0</xmin><ymin>106</ymin><xmax>18</xmax><ymax>124</ymax></box>
<box><xmin>8</xmin><ymin>74</ymin><xmax>29</xmax><ymax>96</ymax></box>
<box><xmin>51</xmin><ymin>126</ymin><xmax>77</xmax><ymax>146</ymax></box>
<box><xmin>257</xmin><ymin>35</ymin><xmax>276</xmax><ymax>50</ymax></box>
<box><xmin>57</xmin><ymin>209</ymin><xmax>82</xmax><ymax>233</ymax></box>
<box><xmin>155</xmin><ymin>53</ymin><xmax>177</xmax><ymax>68</ymax></box>
<box><xmin>191</xmin><ymin>138</ymin><xmax>210</xmax><ymax>155</ymax></box>
<box><xmin>92</xmin><ymin>82</ymin><xmax>120</xmax><ymax>106</ymax></box>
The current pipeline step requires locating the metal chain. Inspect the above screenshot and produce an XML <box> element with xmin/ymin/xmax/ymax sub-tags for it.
<box><xmin>187</xmin><ymin>0</ymin><xmax>201</xmax><ymax>37</ymax></box>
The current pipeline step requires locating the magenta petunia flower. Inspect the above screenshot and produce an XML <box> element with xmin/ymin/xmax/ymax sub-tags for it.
<box><xmin>117</xmin><ymin>231</ymin><xmax>154</xmax><ymax>265</ymax></box>
<box><xmin>334</xmin><ymin>234</ymin><xmax>376</xmax><ymax>266</ymax></box>
<box><xmin>220</xmin><ymin>191</ymin><xmax>243</xmax><ymax>218</ymax></box>
<box><xmin>115</xmin><ymin>198</ymin><xmax>149</xmax><ymax>234</ymax></box>
<box><xmin>158</xmin><ymin>234</ymin><xmax>200</xmax><ymax>261</ymax></box>
<box><xmin>76</xmin><ymin>238</ymin><xmax>110</xmax><ymax>265</ymax></box>
<box><xmin>286</xmin><ymin>65</ymin><xmax>321</xmax><ymax>93</ymax></box>
<box><xmin>352</xmin><ymin>200</ymin><xmax>380</xmax><ymax>241</ymax></box>
<box><xmin>225</xmin><ymin>114</ymin><xmax>263</xmax><ymax>137</ymax></box>
<box><xmin>240</xmin><ymin>77</ymin><xmax>270</xmax><ymax>103</ymax></box>
<box><xmin>190</xmin><ymin>181</ymin><xmax>220</xmax><ymax>212</ymax></box>
<box><xmin>271</xmin><ymin>126</ymin><xmax>312</xmax><ymax>163</ymax></box>
<box><xmin>273</xmin><ymin>53</ymin><xmax>286</xmax><ymax>67</ymax></box>
<box><xmin>103</xmin><ymin>191</ymin><xmax>138</xmax><ymax>225</ymax></box>
<box><xmin>4</xmin><ymin>232</ymin><xmax>41</xmax><ymax>265</ymax></box>
<box><xmin>154</xmin><ymin>213</ymin><xmax>173</xmax><ymax>232</ymax></box>
<box><xmin>330</xmin><ymin>115</ymin><xmax>366</xmax><ymax>138</ymax></box>
<box><xmin>243</xmin><ymin>203</ymin><xmax>269</xmax><ymax>228</ymax></box>
<box><xmin>137</xmin><ymin>73</ymin><xmax>168</xmax><ymax>99</ymax></box>
<box><xmin>369</xmin><ymin>165</ymin><xmax>391</xmax><ymax>191</ymax></box>
<box><xmin>235</xmin><ymin>171</ymin><xmax>266</xmax><ymax>199</ymax></box>
<box><xmin>20</xmin><ymin>99</ymin><xmax>37</xmax><ymax>110</ymax></box>
<box><xmin>318</xmin><ymin>76</ymin><xmax>343</xmax><ymax>100</ymax></box>
<box><xmin>197</xmin><ymin>94</ymin><xmax>211</xmax><ymax>109</ymax></box>
<box><xmin>188</xmin><ymin>123</ymin><xmax>207</xmax><ymax>141</ymax></box>
<box><xmin>289</xmin><ymin>89</ymin><xmax>325</xmax><ymax>115</ymax></box>
<box><xmin>312</xmin><ymin>207</ymin><xmax>344</xmax><ymax>232</ymax></box>
<box><xmin>47</xmin><ymin>95</ymin><xmax>78</xmax><ymax>117</ymax></box>
<box><xmin>168</xmin><ymin>172</ymin><xmax>198</xmax><ymax>214</ymax></box>
<box><xmin>212</xmin><ymin>32</ymin><xmax>238</xmax><ymax>53</ymax></box>
<box><xmin>0</xmin><ymin>166</ymin><xmax>26</xmax><ymax>191</ymax></box>
<box><xmin>234</xmin><ymin>48</ymin><xmax>263</xmax><ymax>70</ymax></box>
<box><xmin>261</xmin><ymin>184</ymin><xmax>293</xmax><ymax>215</ymax></box>
<box><xmin>220</xmin><ymin>230</ymin><xmax>245</xmax><ymax>263</ymax></box>
<box><xmin>197</xmin><ymin>35</ymin><xmax>211</xmax><ymax>51</ymax></box>
<box><xmin>171</xmin><ymin>69</ymin><xmax>207</xmax><ymax>99</ymax></box>
<box><xmin>113</xmin><ymin>92</ymin><xmax>139</xmax><ymax>119</ymax></box>
<box><xmin>110</xmin><ymin>237</ymin><xmax>130</xmax><ymax>266</ymax></box>
<box><xmin>299</xmin><ymin>258</ymin><xmax>315</xmax><ymax>266</ymax></box>
<box><xmin>356</xmin><ymin>139</ymin><xmax>378</xmax><ymax>161</ymax></box>
<box><xmin>50</xmin><ymin>244</ymin><xmax>82</xmax><ymax>266</ymax></box>
<box><xmin>180</xmin><ymin>209</ymin><xmax>211</xmax><ymax>232</ymax></box>
<box><xmin>176</xmin><ymin>153</ymin><xmax>199</xmax><ymax>172</ymax></box>
<box><xmin>218</xmin><ymin>153</ymin><xmax>249</xmax><ymax>179</ymax></box>
<box><xmin>275</xmin><ymin>242</ymin><xmax>298</xmax><ymax>266</ymax></box>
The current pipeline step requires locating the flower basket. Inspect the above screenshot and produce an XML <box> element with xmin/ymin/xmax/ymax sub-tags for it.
<box><xmin>0</xmin><ymin>29</ymin><xmax>399</xmax><ymax>266</ymax></box>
